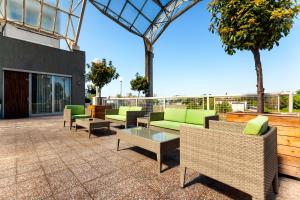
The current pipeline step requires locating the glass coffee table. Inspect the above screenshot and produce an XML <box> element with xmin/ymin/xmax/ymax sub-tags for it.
<box><xmin>116</xmin><ymin>127</ymin><xmax>180</xmax><ymax>173</ymax></box>
<box><xmin>75</xmin><ymin>118</ymin><xmax>110</xmax><ymax>138</ymax></box>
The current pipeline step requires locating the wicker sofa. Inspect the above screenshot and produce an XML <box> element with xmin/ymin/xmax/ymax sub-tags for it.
<box><xmin>105</xmin><ymin>106</ymin><xmax>144</xmax><ymax>128</ymax></box>
<box><xmin>180</xmin><ymin>120</ymin><xmax>278</xmax><ymax>200</ymax></box>
<box><xmin>149</xmin><ymin>108</ymin><xmax>219</xmax><ymax>134</ymax></box>
<box><xmin>63</xmin><ymin>105</ymin><xmax>91</xmax><ymax>130</ymax></box>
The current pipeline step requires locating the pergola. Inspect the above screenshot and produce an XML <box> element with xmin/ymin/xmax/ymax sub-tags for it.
<box><xmin>0</xmin><ymin>0</ymin><xmax>200</xmax><ymax>96</ymax></box>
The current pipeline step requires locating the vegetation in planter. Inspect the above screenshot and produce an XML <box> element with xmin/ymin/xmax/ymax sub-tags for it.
<box><xmin>87</xmin><ymin>84</ymin><xmax>96</xmax><ymax>95</ymax></box>
<box><xmin>85</xmin><ymin>97</ymin><xmax>91</xmax><ymax>104</ymax></box>
<box><xmin>208</xmin><ymin>0</ymin><xmax>299</xmax><ymax>113</ymax></box>
<box><xmin>86</xmin><ymin>59</ymin><xmax>119</xmax><ymax>98</ymax></box>
<box><xmin>130</xmin><ymin>73</ymin><xmax>149</xmax><ymax>97</ymax></box>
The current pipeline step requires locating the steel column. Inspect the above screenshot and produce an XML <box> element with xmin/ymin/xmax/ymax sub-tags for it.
<box><xmin>144</xmin><ymin>39</ymin><xmax>154</xmax><ymax>97</ymax></box>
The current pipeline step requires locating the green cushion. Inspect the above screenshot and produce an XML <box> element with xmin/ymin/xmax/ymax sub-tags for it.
<box><xmin>150</xmin><ymin>120</ymin><xmax>185</xmax><ymax>131</ymax></box>
<box><xmin>106</xmin><ymin>115</ymin><xmax>126</xmax><ymax>121</ymax></box>
<box><xmin>243</xmin><ymin>116</ymin><xmax>269</xmax><ymax>136</ymax></box>
<box><xmin>186</xmin><ymin>109</ymin><xmax>216</xmax><ymax>125</ymax></box>
<box><xmin>65</xmin><ymin>105</ymin><xmax>85</xmax><ymax>115</ymax></box>
<box><xmin>164</xmin><ymin>108</ymin><xmax>187</xmax><ymax>123</ymax></box>
<box><xmin>130</xmin><ymin>106</ymin><xmax>143</xmax><ymax>111</ymax></box>
<box><xmin>72</xmin><ymin>114</ymin><xmax>90</xmax><ymax>120</ymax></box>
<box><xmin>118</xmin><ymin>106</ymin><xmax>130</xmax><ymax>116</ymax></box>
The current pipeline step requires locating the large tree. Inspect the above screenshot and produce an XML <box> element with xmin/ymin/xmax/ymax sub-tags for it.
<box><xmin>130</xmin><ymin>73</ymin><xmax>149</xmax><ymax>97</ymax></box>
<box><xmin>208</xmin><ymin>0</ymin><xmax>299</xmax><ymax>113</ymax></box>
<box><xmin>86</xmin><ymin>59</ymin><xmax>119</xmax><ymax>98</ymax></box>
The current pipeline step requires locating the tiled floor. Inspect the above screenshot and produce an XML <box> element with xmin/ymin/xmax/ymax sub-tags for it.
<box><xmin>0</xmin><ymin>116</ymin><xmax>299</xmax><ymax>200</ymax></box>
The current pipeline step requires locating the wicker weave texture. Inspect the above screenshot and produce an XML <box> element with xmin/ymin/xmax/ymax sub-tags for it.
<box><xmin>180</xmin><ymin>121</ymin><xmax>278</xmax><ymax>200</ymax></box>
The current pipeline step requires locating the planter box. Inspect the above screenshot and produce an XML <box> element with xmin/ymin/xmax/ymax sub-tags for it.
<box><xmin>226</xmin><ymin>112</ymin><xmax>300</xmax><ymax>178</ymax></box>
<box><xmin>88</xmin><ymin>105</ymin><xmax>112</xmax><ymax>120</ymax></box>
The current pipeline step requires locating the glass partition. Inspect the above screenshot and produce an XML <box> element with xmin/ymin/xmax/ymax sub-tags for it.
<box><xmin>32</xmin><ymin>74</ymin><xmax>53</xmax><ymax>114</ymax></box>
<box><xmin>54</xmin><ymin>76</ymin><xmax>71</xmax><ymax>112</ymax></box>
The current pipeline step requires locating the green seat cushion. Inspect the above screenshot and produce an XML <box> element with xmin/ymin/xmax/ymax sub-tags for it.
<box><xmin>186</xmin><ymin>109</ymin><xmax>216</xmax><ymax>125</ymax></box>
<box><xmin>130</xmin><ymin>106</ymin><xmax>143</xmax><ymax>111</ymax></box>
<box><xmin>243</xmin><ymin>116</ymin><xmax>269</xmax><ymax>136</ymax></box>
<box><xmin>106</xmin><ymin>115</ymin><xmax>126</xmax><ymax>121</ymax></box>
<box><xmin>118</xmin><ymin>106</ymin><xmax>130</xmax><ymax>116</ymax></box>
<box><xmin>164</xmin><ymin>108</ymin><xmax>187</xmax><ymax>123</ymax></box>
<box><xmin>72</xmin><ymin>114</ymin><xmax>90</xmax><ymax>120</ymax></box>
<box><xmin>150</xmin><ymin>120</ymin><xmax>184</xmax><ymax>131</ymax></box>
<box><xmin>65</xmin><ymin>105</ymin><xmax>85</xmax><ymax>115</ymax></box>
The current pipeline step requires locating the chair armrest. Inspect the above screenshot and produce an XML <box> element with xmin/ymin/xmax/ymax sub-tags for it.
<box><xmin>126</xmin><ymin>111</ymin><xmax>145</xmax><ymax>127</ymax></box>
<box><xmin>204</xmin><ymin>115</ymin><xmax>219</xmax><ymax>128</ymax></box>
<box><xmin>150</xmin><ymin>112</ymin><xmax>164</xmax><ymax>121</ymax></box>
<box><xmin>105</xmin><ymin>109</ymin><xmax>119</xmax><ymax>115</ymax></box>
<box><xmin>85</xmin><ymin>108</ymin><xmax>92</xmax><ymax>117</ymax></box>
<box><xmin>64</xmin><ymin>109</ymin><xmax>72</xmax><ymax>121</ymax></box>
<box><xmin>209</xmin><ymin>120</ymin><xmax>246</xmax><ymax>134</ymax></box>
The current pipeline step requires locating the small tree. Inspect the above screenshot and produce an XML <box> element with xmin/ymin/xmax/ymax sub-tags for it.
<box><xmin>86</xmin><ymin>59</ymin><xmax>119</xmax><ymax>100</ymax></box>
<box><xmin>130</xmin><ymin>73</ymin><xmax>149</xmax><ymax>97</ymax></box>
<box><xmin>87</xmin><ymin>84</ymin><xmax>96</xmax><ymax>95</ymax></box>
<box><xmin>208</xmin><ymin>0</ymin><xmax>299</xmax><ymax>113</ymax></box>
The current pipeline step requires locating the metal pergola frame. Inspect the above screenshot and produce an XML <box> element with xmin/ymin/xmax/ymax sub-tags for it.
<box><xmin>0</xmin><ymin>0</ymin><xmax>87</xmax><ymax>50</ymax></box>
<box><xmin>89</xmin><ymin>0</ymin><xmax>200</xmax><ymax>96</ymax></box>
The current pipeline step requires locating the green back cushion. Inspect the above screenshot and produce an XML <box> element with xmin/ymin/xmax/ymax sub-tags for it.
<box><xmin>130</xmin><ymin>106</ymin><xmax>142</xmax><ymax>111</ymax></box>
<box><xmin>243</xmin><ymin>116</ymin><xmax>269</xmax><ymax>136</ymax></box>
<box><xmin>164</xmin><ymin>108</ymin><xmax>187</xmax><ymax>123</ymax></box>
<box><xmin>186</xmin><ymin>109</ymin><xmax>216</xmax><ymax>125</ymax></box>
<box><xmin>65</xmin><ymin>105</ymin><xmax>84</xmax><ymax>115</ymax></box>
<box><xmin>119</xmin><ymin>106</ymin><xmax>130</xmax><ymax>116</ymax></box>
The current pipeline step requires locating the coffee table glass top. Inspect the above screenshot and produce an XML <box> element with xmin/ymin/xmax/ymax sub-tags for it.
<box><xmin>121</xmin><ymin>127</ymin><xmax>179</xmax><ymax>142</ymax></box>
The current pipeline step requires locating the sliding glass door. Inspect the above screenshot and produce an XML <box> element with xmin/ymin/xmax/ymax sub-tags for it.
<box><xmin>31</xmin><ymin>73</ymin><xmax>71</xmax><ymax>115</ymax></box>
<box><xmin>54</xmin><ymin>76</ymin><xmax>71</xmax><ymax>112</ymax></box>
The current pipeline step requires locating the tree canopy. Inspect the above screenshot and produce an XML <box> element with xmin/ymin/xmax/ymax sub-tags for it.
<box><xmin>130</xmin><ymin>73</ymin><xmax>149</xmax><ymax>97</ymax></box>
<box><xmin>208</xmin><ymin>0</ymin><xmax>299</xmax><ymax>55</ymax></box>
<box><xmin>86</xmin><ymin>59</ymin><xmax>119</xmax><ymax>92</ymax></box>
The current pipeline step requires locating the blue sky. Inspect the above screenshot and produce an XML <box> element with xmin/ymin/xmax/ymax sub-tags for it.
<box><xmin>78</xmin><ymin>1</ymin><xmax>300</xmax><ymax>97</ymax></box>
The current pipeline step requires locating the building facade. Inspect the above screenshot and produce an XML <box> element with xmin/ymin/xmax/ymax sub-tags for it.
<box><xmin>0</xmin><ymin>30</ymin><xmax>85</xmax><ymax>119</ymax></box>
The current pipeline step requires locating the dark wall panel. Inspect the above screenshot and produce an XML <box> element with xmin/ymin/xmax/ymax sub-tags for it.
<box><xmin>0</xmin><ymin>35</ymin><xmax>86</xmax><ymax>118</ymax></box>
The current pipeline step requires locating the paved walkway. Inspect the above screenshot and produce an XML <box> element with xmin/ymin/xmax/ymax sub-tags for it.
<box><xmin>0</xmin><ymin>116</ymin><xmax>299</xmax><ymax>200</ymax></box>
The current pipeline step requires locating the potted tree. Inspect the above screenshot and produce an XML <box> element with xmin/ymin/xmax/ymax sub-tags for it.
<box><xmin>86</xmin><ymin>59</ymin><xmax>119</xmax><ymax>105</ymax></box>
<box><xmin>85</xmin><ymin>59</ymin><xmax>118</xmax><ymax>119</ymax></box>
<box><xmin>208</xmin><ymin>0</ymin><xmax>300</xmax><ymax>178</ymax></box>
<box><xmin>130</xmin><ymin>73</ymin><xmax>149</xmax><ymax>97</ymax></box>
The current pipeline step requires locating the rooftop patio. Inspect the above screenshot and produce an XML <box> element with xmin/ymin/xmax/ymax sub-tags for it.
<box><xmin>0</xmin><ymin>116</ymin><xmax>299</xmax><ymax>200</ymax></box>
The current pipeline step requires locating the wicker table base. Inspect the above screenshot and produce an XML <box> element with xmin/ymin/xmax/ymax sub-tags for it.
<box><xmin>75</xmin><ymin>118</ymin><xmax>110</xmax><ymax>138</ymax></box>
<box><xmin>116</xmin><ymin>127</ymin><xmax>179</xmax><ymax>173</ymax></box>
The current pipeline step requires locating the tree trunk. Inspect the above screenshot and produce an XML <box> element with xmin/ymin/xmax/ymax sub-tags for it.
<box><xmin>252</xmin><ymin>48</ymin><xmax>264</xmax><ymax>113</ymax></box>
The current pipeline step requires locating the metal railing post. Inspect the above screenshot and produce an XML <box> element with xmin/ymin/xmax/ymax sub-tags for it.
<box><xmin>289</xmin><ymin>92</ymin><xmax>294</xmax><ymax>113</ymax></box>
<box><xmin>207</xmin><ymin>94</ymin><xmax>210</xmax><ymax>110</ymax></box>
<box><xmin>135</xmin><ymin>98</ymin><xmax>138</xmax><ymax>106</ymax></box>
<box><xmin>163</xmin><ymin>98</ymin><xmax>166</xmax><ymax>111</ymax></box>
<box><xmin>277</xmin><ymin>95</ymin><xmax>280</xmax><ymax>113</ymax></box>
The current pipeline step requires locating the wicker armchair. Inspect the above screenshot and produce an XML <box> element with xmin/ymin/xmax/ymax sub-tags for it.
<box><xmin>63</xmin><ymin>105</ymin><xmax>91</xmax><ymax>130</ymax></box>
<box><xmin>105</xmin><ymin>107</ymin><xmax>144</xmax><ymax>128</ymax></box>
<box><xmin>180</xmin><ymin>120</ymin><xmax>278</xmax><ymax>200</ymax></box>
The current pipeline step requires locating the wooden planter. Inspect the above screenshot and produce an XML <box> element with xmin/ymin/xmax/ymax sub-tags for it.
<box><xmin>226</xmin><ymin>112</ymin><xmax>300</xmax><ymax>178</ymax></box>
<box><xmin>88</xmin><ymin>105</ymin><xmax>112</xmax><ymax>120</ymax></box>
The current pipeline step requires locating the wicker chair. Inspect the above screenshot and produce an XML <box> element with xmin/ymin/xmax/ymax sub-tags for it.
<box><xmin>180</xmin><ymin>120</ymin><xmax>278</xmax><ymax>200</ymax></box>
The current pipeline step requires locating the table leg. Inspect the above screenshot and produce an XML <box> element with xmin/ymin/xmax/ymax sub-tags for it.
<box><xmin>89</xmin><ymin>128</ymin><xmax>92</xmax><ymax>139</ymax></box>
<box><xmin>75</xmin><ymin>124</ymin><xmax>77</xmax><ymax>132</ymax></box>
<box><xmin>157</xmin><ymin>153</ymin><xmax>162</xmax><ymax>173</ymax></box>
<box><xmin>116</xmin><ymin>139</ymin><xmax>120</xmax><ymax>151</ymax></box>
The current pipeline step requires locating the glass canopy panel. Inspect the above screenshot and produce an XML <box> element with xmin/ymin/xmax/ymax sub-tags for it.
<box><xmin>0</xmin><ymin>0</ymin><xmax>86</xmax><ymax>46</ymax></box>
<box><xmin>91</xmin><ymin>0</ymin><xmax>200</xmax><ymax>44</ymax></box>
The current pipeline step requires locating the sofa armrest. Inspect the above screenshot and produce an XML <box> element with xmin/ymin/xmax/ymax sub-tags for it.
<box><xmin>85</xmin><ymin>108</ymin><xmax>92</xmax><ymax>117</ymax></box>
<box><xmin>105</xmin><ymin>109</ymin><xmax>119</xmax><ymax>115</ymax></box>
<box><xmin>209</xmin><ymin>120</ymin><xmax>246</xmax><ymax>134</ymax></box>
<box><xmin>150</xmin><ymin>112</ymin><xmax>164</xmax><ymax>121</ymax></box>
<box><xmin>64</xmin><ymin>109</ymin><xmax>72</xmax><ymax>122</ymax></box>
<box><xmin>126</xmin><ymin>111</ymin><xmax>145</xmax><ymax>127</ymax></box>
<box><xmin>204</xmin><ymin>115</ymin><xmax>219</xmax><ymax>128</ymax></box>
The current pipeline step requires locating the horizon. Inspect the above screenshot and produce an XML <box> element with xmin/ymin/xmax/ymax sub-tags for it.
<box><xmin>78</xmin><ymin>0</ymin><xmax>300</xmax><ymax>97</ymax></box>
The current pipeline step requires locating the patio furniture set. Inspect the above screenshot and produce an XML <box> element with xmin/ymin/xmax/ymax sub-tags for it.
<box><xmin>63</xmin><ymin>105</ymin><xmax>278</xmax><ymax>200</ymax></box>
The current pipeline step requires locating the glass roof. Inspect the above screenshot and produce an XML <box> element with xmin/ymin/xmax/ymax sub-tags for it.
<box><xmin>90</xmin><ymin>0</ymin><xmax>200</xmax><ymax>44</ymax></box>
<box><xmin>0</xmin><ymin>0</ymin><xmax>86</xmax><ymax>47</ymax></box>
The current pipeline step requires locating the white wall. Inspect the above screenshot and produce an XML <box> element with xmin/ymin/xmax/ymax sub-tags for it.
<box><xmin>3</xmin><ymin>24</ymin><xmax>60</xmax><ymax>48</ymax></box>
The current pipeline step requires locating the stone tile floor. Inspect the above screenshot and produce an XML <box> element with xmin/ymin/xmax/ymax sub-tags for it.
<box><xmin>0</xmin><ymin>116</ymin><xmax>299</xmax><ymax>200</ymax></box>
